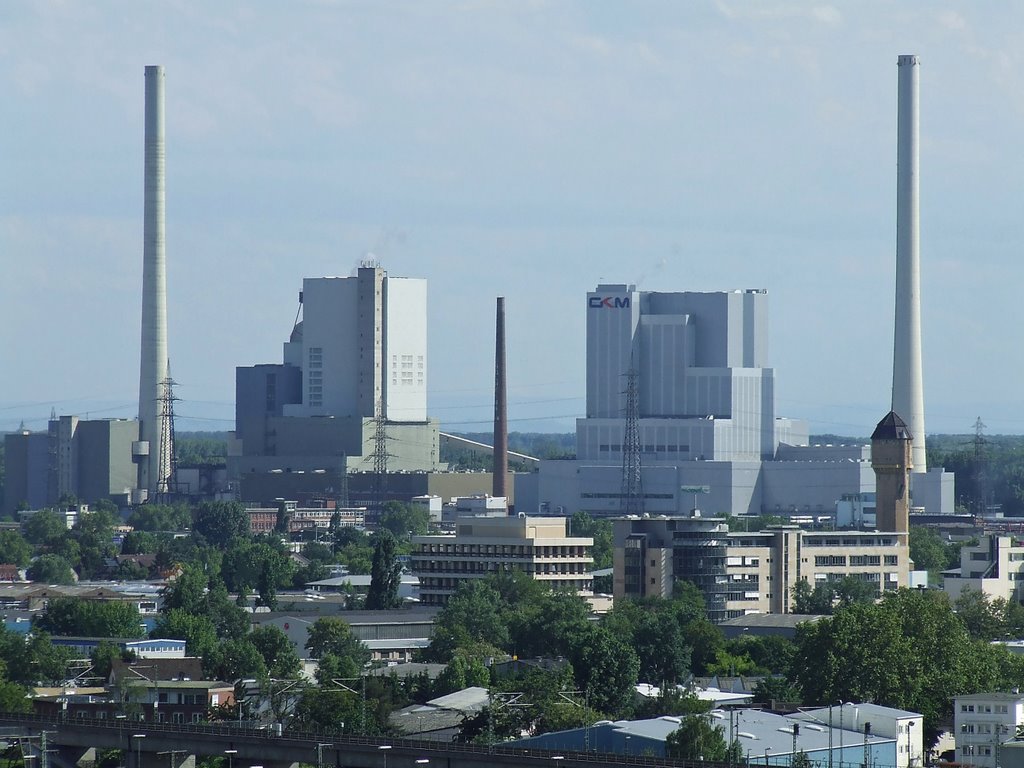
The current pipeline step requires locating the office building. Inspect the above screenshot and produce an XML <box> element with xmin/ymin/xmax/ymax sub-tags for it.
<box><xmin>613</xmin><ymin>515</ymin><xmax>909</xmax><ymax>622</ymax></box>
<box><xmin>410</xmin><ymin>516</ymin><xmax>593</xmax><ymax>605</ymax></box>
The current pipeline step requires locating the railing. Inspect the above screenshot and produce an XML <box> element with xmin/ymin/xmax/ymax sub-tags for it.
<box><xmin>0</xmin><ymin>710</ymin><xmax>742</xmax><ymax>768</ymax></box>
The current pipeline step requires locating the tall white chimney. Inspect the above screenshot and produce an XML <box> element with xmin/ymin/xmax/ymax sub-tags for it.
<box><xmin>892</xmin><ymin>54</ymin><xmax>927</xmax><ymax>471</ymax></box>
<box><xmin>138</xmin><ymin>65</ymin><xmax>170</xmax><ymax>494</ymax></box>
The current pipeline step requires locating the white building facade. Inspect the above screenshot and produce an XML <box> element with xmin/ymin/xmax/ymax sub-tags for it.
<box><xmin>954</xmin><ymin>692</ymin><xmax>1024</xmax><ymax>768</ymax></box>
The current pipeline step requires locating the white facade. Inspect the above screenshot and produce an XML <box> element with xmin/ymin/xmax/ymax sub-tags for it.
<box><xmin>944</xmin><ymin>535</ymin><xmax>1024</xmax><ymax>603</ymax></box>
<box><xmin>954</xmin><ymin>693</ymin><xmax>1024</xmax><ymax>768</ymax></box>
<box><xmin>283</xmin><ymin>267</ymin><xmax>427</xmax><ymax>422</ymax></box>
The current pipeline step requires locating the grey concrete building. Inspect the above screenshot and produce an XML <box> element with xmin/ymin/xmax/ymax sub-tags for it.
<box><xmin>3</xmin><ymin>417</ymin><xmax>139</xmax><ymax>515</ymax></box>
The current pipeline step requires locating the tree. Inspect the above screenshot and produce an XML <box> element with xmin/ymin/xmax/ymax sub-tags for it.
<box><xmin>752</xmin><ymin>676</ymin><xmax>803</xmax><ymax>707</ymax></box>
<box><xmin>27</xmin><ymin>554</ymin><xmax>75</xmax><ymax>584</ymax></box>
<box><xmin>426</xmin><ymin>581</ymin><xmax>509</xmax><ymax>659</ymax></box>
<box><xmin>790</xmin><ymin>589</ymin><xmax>996</xmax><ymax>746</ymax></box>
<box><xmin>508</xmin><ymin>590</ymin><xmax>591</xmax><ymax>660</ymax></box>
<box><xmin>193</xmin><ymin>501</ymin><xmax>250</xmax><ymax>549</ymax></box>
<box><xmin>604</xmin><ymin>599</ymin><xmax>692</xmax><ymax>686</ymax></box>
<box><xmin>666</xmin><ymin>713</ymin><xmax>730</xmax><ymax>761</ymax></box>
<box><xmin>161</xmin><ymin>564</ymin><xmax>208</xmax><ymax>615</ymax></box>
<box><xmin>90</xmin><ymin>640</ymin><xmax>129</xmax><ymax>681</ymax></box>
<box><xmin>121</xmin><ymin>530</ymin><xmax>158</xmax><ymax>555</ymax></box>
<box><xmin>570</xmin><ymin>511</ymin><xmax>613</xmax><ymax>569</ymax></box>
<box><xmin>909</xmin><ymin>526</ymin><xmax>949</xmax><ymax>575</ymax></box>
<box><xmin>568</xmin><ymin>624</ymin><xmax>639</xmax><ymax>716</ymax></box>
<box><xmin>305</xmin><ymin>617</ymin><xmax>370</xmax><ymax>666</ymax></box>
<box><xmin>153</xmin><ymin>609</ymin><xmax>219</xmax><ymax>660</ymax></box>
<box><xmin>207</xmin><ymin>639</ymin><xmax>267</xmax><ymax>681</ymax></box>
<box><xmin>35</xmin><ymin>597</ymin><xmax>143</xmax><ymax>638</ymax></box>
<box><xmin>955</xmin><ymin>587</ymin><xmax>1008</xmax><ymax>641</ymax></box>
<box><xmin>0</xmin><ymin>530</ymin><xmax>32</xmax><ymax>567</ymax></box>
<box><xmin>23</xmin><ymin>510</ymin><xmax>70</xmax><ymax>549</ymax></box>
<box><xmin>379</xmin><ymin>501</ymin><xmax>430</xmax><ymax>539</ymax></box>
<box><xmin>366</xmin><ymin>529</ymin><xmax>403</xmax><ymax>610</ymax></box>
<box><xmin>127</xmin><ymin>503</ymin><xmax>191</xmax><ymax>532</ymax></box>
<box><xmin>249</xmin><ymin>626</ymin><xmax>301</xmax><ymax>679</ymax></box>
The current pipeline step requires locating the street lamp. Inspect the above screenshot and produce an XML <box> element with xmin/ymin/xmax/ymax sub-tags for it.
<box><xmin>378</xmin><ymin>745</ymin><xmax>392</xmax><ymax>768</ymax></box>
<box><xmin>132</xmin><ymin>734</ymin><xmax>146</xmax><ymax>768</ymax></box>
<box><xmin>765</xmin><ymin>747</ymin><xmax>772</xmax><ymax>767</ymax></box>
<box><xmin>224</xmin><ymin>749</ymin><xmax>237</xmax><ymax>768</ymax></box>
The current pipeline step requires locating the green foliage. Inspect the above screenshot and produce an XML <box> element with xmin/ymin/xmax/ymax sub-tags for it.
<box><xmin>35</xmin><ymin>597</ymin><xmax>143</xmax><ymax>638</ymax></box>
<box><xmin>333</xmin><ymin>528</ymin><xmax>373</xmax><ymax>574</ymax></box>
<box><xmin>792</xmin><ymin>576</ymin><xmax>877</xmax><ymax>615</ymax></box>
<box><xmin>221</xmin><ymin>537</ymin><xmax>295</xmax><ymax>604</ymax></box>
<box><xmin>434</xmin><ymin>651</ymin><xmax>491</xmax><ymax>696</ymax></box>
<box><xmin>127</xmin><ymin>503</ymin><xmax>192</xmax><ymax>532</ymax></box>
<box><xmin>249</xmin><ymin>625</ymin><xmax>301</xmax><ymax>678</ymax></box>
<box><xmin>162</xmin><ymin>563</ymin><xmax>209</xmax><ymax>614</ymax></box>
<box><xmin>683</xmin><ymin>619</ymin><xmax>725</xmax><ymax>676</ymax></box>
<box><xmin>89</xmin><ymin>641</ymin><xmax>128</xmax><ymax>681</ymax></box>
<box><xmin>70</xmin><ymin>509</ymin><xmax>119</xmax><ymax>579</ymax></box>
<box><xmin>753</xmin><ymin>676</ymin><xmax>804</xmax><ymax>707</ymax></box>
<box><xmin>379</xmin><ymin>501</ymin><xmax>430</xmax><ymax>539</ymax></box>
<box><xmin>0</xmin><ymin>530</ymin><xmax>32</xmax><ymax>567</ymax></box>
<box><xmin>570</xmin><ymin>511</ymin><xmax>613</xmax><ymax>569</ymax></box>
<box><xmin>366</xmin><ymin>529</ymin><xmax>403</xmax><ymax>610</ymax></box>
<box><xmin>666</xmin><ymin>713</ymin><xmax>730</xmax><ymax>761</ymax></box>
<box><xmin>725</xmin><ymin>634</ymin><xmax>795</xmax><ymax>675</ymax></box>
<box><xmin>175</xmin><ymin>436</ymin><xmax>227</xmax><ymax>467</ymax></box>
<box><xmin>427</xmin><ymin>580</ymin><xmax>510</xmax><ymax>660</ymax></box>
<box><xmin>121</xmin><ymin>530</ymin><xmax>158</xmax><ymax>555</ymax></box>
<box><xmin>0</xmin><ymin>628</ymin><xmax>75</xmax><ymax>685</ymax></box>
<box><xmin>790</xmin><ymin>588</ymin><xmax>999</xmax><ymax>746</ymax></box>
<box><xmin>23</xmin><ymin>510</ymin><xmax>70</xmax><ymax>549</ymax></box>
<box><xmin>193</xmin><ymin>501</ymin><xmax>250</xmax><ymax>549</ymax></box>
<box><xmin>26</xmin><ymin>554</ymin><xmax>75</xmax><ymax>584</ymax></box>
<box><xmin>305</xmin><ymin>617</ymin><xmax>370</xmax><ymax>663</ymax></box>
<box><xmin>508</xmin><ymin>590</ymin><xmax>591</xmax><ymax>659</ymax></box>
<box><xmin>604</xmin><ymin>597</ymin><xmax>694</xmax><ymax>686</ymax></box>
<box><xmin>207</xmin><ymin>639</ymin><xmax>268</xmax><ymax>681</ymax></box>
<box><xmin>153</xmin><ymin>609</ymin><xmax>219</xmax><ymax>659</ymax></box>
<box><xmin>567</xmin><ymin>623</ymin><xmax>639</xmax><ymax>715</ymax></box>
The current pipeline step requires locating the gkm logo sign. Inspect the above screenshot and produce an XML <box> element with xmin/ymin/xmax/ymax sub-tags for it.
<box><xmin>589</xmin><ymin>296</ymin><xmax>631</xmax><ymax>309</ymax></box>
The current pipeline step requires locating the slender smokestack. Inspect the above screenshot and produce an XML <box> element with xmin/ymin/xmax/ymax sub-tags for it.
<box><xmin>139</xmin><ymin>65</ymin><xmax>169</xmax><ymax>494</ymax></box>
<box><xmin>892</xmin><ymin>55</ymin><xmax>927</xmax><ymax>471</ymax></box>
<box><xmin>493</xmin><ymin>297</ymin><xmax>508</xmax><ymax>499</ymax></box>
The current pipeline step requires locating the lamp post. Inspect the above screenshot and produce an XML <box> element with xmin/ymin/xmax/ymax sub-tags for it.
<box><xmin>906</xmin><ymin>721</ymin><xmax>915</xmax><ymax>768</ymax></box>
<box><xmin>132</xmin><ymin>734</ymin><xmax>146</xmax><ymax>768</ymax></box>
<box><xmin>378</xmin><ymin>745</ymin><xmax>392</xmax><ymax>768</ymax></box>
<box><xmin>224</xmin><ymin>749</ymin><xmax>237</xmax><ymax>768</ymax></box>
<box><xmin>765</xmin><ymin>747</ymin><xmax>772</xmax><ymax>767</ymax></box>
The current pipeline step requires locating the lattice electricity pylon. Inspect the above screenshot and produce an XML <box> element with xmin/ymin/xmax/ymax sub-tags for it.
<box><xmin>972</xmin><ymin>416</ymin><xmax>989</xmax><ymax>517</ymax></box>
<box><xmin>156</xmin><ymin>363</ymin><xmax>179</xmax><ymax>496</ymax></box>
<box><xmin>620</xmin><ymin>367</ymin><xmax>644</xmax><ymax>516</ymax></box>
<box><xmin>370</xmin><ymin>399</ymin><xmax>394</xmax><ymax>524</ymax></box>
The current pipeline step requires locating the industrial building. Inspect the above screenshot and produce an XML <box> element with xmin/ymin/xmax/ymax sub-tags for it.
<box><xmin>3</xmin><ymin>417</ymin><xmax>139</xmax><ymax>515</ymax></box>
<box><xmin>410</xmin><ymin>515</ymin><xmax>593</xmax><ymax>605</ymax></box>
<box><xmin>229</xmin><ymin>264</ymin><xmax>443</xmax><ymax>508</ymax></box>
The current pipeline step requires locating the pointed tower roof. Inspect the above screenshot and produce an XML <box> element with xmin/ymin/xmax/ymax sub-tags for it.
<box><xmin>872</xmin><ymin>411</ymin><xmax>913</xmax><ymax>441</ymax></box>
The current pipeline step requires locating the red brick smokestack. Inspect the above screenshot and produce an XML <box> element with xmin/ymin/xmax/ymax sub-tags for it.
<box><xmin>493</xmin><ymin>297</ymin><xmax>508</xmax><ymax>499</ymax></box>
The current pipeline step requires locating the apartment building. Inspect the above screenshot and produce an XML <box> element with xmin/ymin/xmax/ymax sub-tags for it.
<box><xmin>613</xmin><ymin>515</ymin><xmax>909</xmax><ymax>622</ymax></box>
<box><xmin>944</xmin><ymin>535</ymin><xmax>1024</xmax><ymax>603</ymax></box>
<box><xmin>954</xmin><ymin>693</ymin><xmax>1024</xmax><ymax>768</ymax></box>
<box><xmin>410</xmin><ymin>516</ymin><xmax>593</xmax><ymax>605</ymax></box>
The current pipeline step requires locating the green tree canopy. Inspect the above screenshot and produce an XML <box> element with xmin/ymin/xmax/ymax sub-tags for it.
<box><xmin>35</xmin><ymin>597</ymin><xmax>143</xmax><ymax>638</ymax></box>
<box><xmin>152</xmin><ymin>609</ymin><xmax>219</xmax><ymax>660</ymax></box>
<box><xmin>249</xmin><ymin>625</ymin><xmax>301</xmax><ymax>679</ymax></box>
<box><xmin>427</xmin><ymin>580</ymin><xmax>510</xmax><ymax>660</ymax></box>
<box><xmin>127</xmin><ymin>503</ymin><xmax>192</xmax><ymax>532</ymax></box>
<box><xmin>23</xmin><ymin>509</ymin><xmax>70</xmax><ymax>549</ymax></box>
<box><xmin>567</xmin><ymin>624</ymin><xmax>639</xmax><ymax>715</ymax></box>
<box><xmin>378</xmin><ymin>501</ymin><xmax>430</xmax><ymax>539</ymax></box>
<box><xmin>0</xmin><ymin>530</ymin><xmax>32</xmax><ymax>567</ymax></box>
<box><xmin>193</xmin><ymin>501</ymin><xmax>250</xmax><ymax>549</ymax></box>
<box><xmin>790</xmin><ymin>588</ymin><xmax>998</xmax><ymax>746</ymax></box>
<box><xmin>27</xmin><ymin>554</ymin><xmax>75</xmax><ymax>584</ymax></box>
<box><xmin>366</xmin><ymin>529</ymin><xmax>403</xmax><ymax>610</ymax></box>
<box><xmin>305</xmin><ymin>617</ymin><xmax>370</xmax><ymax>664</ymax></box>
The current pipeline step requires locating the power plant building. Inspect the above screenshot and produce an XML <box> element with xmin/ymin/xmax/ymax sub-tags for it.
<box><xmin>229</xmin><ymin>265</ymin><xmax>441</xmax><ymax>504</ymax></box>
<box><xmin>516</xmin><ymin>283</ymin><xmax>953</xmax><ymax>519</ymax></box>
<box><xmin>3</xmin><ymin>417</ymin><xmax>140</xmax><ymax>515</ymax></box>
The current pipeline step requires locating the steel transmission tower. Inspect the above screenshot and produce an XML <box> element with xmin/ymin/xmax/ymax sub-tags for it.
<box><xmin>620</xmin><ymin>368</ymin><xmax>644</xmax><ymax>516</ymax></box>
<box><xmin>156</xmin><ymin>366</ymin><xmax>179</xmax><ymax>496</ymax></box>
<box><xmin>972</xmin><ymin>416</ymin><xmax>989</xmax><ymax>517</ymax></box>
<box><xmin>371</xmin><ymin>399</ymin><xmax>392</xmax><ymax>524</ymax></box>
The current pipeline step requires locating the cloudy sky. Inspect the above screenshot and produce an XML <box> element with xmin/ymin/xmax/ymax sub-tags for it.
<box><xmin>3</xmin><ymin>1</ymin><xmax>1023</xmax><ymax>438</ymax></box>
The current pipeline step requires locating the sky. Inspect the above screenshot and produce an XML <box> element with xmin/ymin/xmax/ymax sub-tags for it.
<box><xmin>3</xmin><ymin>1</ymin><xmax>1024</xmax><ymax>438</ymax></box>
